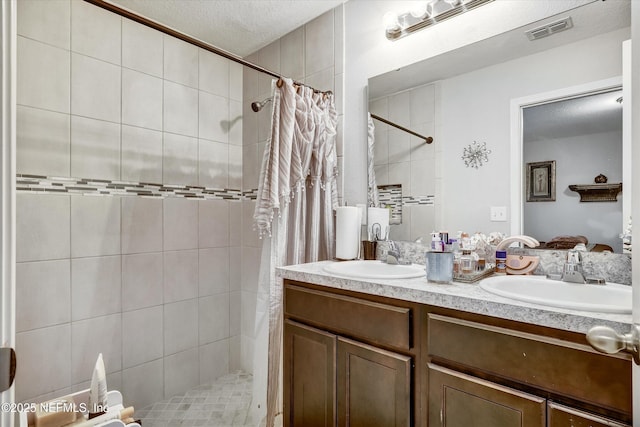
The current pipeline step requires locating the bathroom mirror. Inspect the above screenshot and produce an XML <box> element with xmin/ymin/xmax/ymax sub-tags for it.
<box><xmin>367</xmin><ymin>0</ymin><xmax>630</xmax><ymax>252</ymax></box>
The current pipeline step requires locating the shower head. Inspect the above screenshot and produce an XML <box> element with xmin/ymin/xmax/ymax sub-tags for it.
<box><xmin>251</xmin><ymin>97</ymin><xmax>272</xmax><ymax>112</ymax></box>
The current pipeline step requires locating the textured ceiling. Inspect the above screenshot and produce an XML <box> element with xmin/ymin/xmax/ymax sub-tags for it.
<box><xmin>108</xmin><ymin>0</ymin><xmax>345</xmax><ymax>57</ymax></box>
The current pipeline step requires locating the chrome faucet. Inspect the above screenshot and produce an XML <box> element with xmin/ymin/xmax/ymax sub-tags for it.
<box><xmin>386</xmin><ymin>240</ymin><xmax>410</xmax><ymax>265</ymax></box>
<box><xmin>562</xmin><ymin>249</ymin><xmax>586</xmax><ymax>283</ymax></box>
<box><xmin>561</xmin><ymin>249</ymin><xmax>606</xmax><ymax>285</ymax></box>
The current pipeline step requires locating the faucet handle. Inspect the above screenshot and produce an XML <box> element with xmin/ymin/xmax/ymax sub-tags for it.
<box><xmin>566</xmin><ymin>249</ymin><xmax>582</xmax><ymax>264</ymax></box>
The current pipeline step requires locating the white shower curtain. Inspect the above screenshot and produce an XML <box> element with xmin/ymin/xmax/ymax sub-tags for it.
<box><xmin>252</xmin><ymin>77</ymin><xmax>338</xmax><ymax>426</ymax></box>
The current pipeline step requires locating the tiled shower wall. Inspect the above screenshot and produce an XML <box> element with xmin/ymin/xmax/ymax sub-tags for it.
<box><xmin>369</xmin><ymin>82</ymin><xmax>438</xmax><ymax>241</ymax></box>
<box><xmin>15</xmin><ymin>0</ymin><xmax>242</xmax><ymax>410</ymax></box>
<box><xmin>239</xmin><ymin>6</ymin><xmax>345</xmax><ymax>371</ymax></box>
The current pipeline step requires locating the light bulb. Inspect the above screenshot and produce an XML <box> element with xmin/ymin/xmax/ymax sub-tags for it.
<box><xmin>428</xmin><ymin>0</ymin><xmax>454</xmax><ymax>16</ymax></box>
<box><xmin>444</xmin><ymin>0</ymin><xmax>461</xmax><ymax>6</ymax></box>
<box><xmin>410</xmin><ymin>2</ymin><xmax>428</xmax><ymax>19</ymax></box>
<box><xmin>383</xmin><ymin>11</ymin><xmax>401</xmax><ymax>32</ymax></box>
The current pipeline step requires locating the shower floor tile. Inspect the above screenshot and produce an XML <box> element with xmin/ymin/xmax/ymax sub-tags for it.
<box><xmin>137</xmin><ymin>371</ymin><xmax>262</xmax><ymax>427</ymax></box>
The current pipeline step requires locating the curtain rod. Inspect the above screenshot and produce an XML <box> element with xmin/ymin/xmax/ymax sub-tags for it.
<box><xmin>84</xmin><ymin>0</ymin><xmax>331</xmax><ymax>95</ymax></box>
<box><xmin>370</xmin><ymin>114</ymin><xmax>434</xmax><ymax>144</ymax></box>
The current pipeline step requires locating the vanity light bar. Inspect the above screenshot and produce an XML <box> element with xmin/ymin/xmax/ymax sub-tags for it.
<box><xmin>385</xmin><ymin>0</ymin><xmax>495</xmax><ymax>41</ymax></box>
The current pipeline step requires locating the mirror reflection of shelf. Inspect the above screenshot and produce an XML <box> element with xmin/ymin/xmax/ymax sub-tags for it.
<box><xmin>568</xmin><ymin>183</ymin><xmax>622</xmax><ymax>202</ymax></box>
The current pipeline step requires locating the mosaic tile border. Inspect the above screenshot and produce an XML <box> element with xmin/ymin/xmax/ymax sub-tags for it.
<box><xmin>17</xmin><ymin>174</ymin><xmax>248</xmax><ymax>201</ymax></box>
<box><xmin>378</xmin><ymin>184</ymin><xmax>435</xmax><ymax>225</ymax></box>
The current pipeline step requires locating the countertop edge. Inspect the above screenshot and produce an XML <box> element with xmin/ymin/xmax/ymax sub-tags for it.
<box><xmin>277</xmin><ymin>261</ymin><xmax>632</xmax><ymax>335</ymax></box>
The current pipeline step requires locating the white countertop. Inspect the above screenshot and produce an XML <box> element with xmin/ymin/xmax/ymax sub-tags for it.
<box><xmin>277</xmin><ymin>260</ymin><xmax>633</xmax><ymax>335</ymax></box>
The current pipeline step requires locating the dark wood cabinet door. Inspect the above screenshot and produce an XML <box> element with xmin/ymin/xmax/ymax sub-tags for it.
<box><xmin>284</xmin><ymin>320</ymin><xmax>337</xmax><ymax>427</ymax></box>
<box><xmin>547</xmin><ymin>402</ymin><xmax>631</xmax><ymax>427</ymax></box>
<box><xmin>428</xmin><ymin>364</ymin><xmax>545</xmax><ymax>427</ymax></box>
<box><xmin>337</xmin><ymin>337</ymin><xmax>412</xmax><ymax>427</ymax></box>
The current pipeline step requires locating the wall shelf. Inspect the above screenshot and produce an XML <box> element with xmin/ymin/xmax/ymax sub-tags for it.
<box><xmin>568</xmin><ymin>183</ymin><xmax>622</xmax><ymax>202</ymax></box>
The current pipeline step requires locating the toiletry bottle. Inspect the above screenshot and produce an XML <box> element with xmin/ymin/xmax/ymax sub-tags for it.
<box><xmin>431</xmin><ymin>232</ymin><xmax>444</xmax><ymax>252</ymax></box>
<box><xmin>460</xmin><ymin>250</ymin><xmax>475</xmax><ymax>274</ymax></box>
<box><xmin>449</xmin><ymin>238</ymin><xmax>461</xmax><ymax>273</ymax></box>
<box><xmin>495</xmin><ymin>250</ymin><xmax>507</xmax><ymax>275</ymax></box>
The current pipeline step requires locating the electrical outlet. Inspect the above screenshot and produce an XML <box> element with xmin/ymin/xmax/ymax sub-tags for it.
<box><xmin>490</xmin><ymin>206</ymin><xmax>507</xmax><ymax>222</ymax></box>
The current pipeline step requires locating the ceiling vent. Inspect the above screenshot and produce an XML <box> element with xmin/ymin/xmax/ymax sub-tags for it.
<box><xmin>525</xmin><ymin>17</ymin><xmax>573</xmax><ymax>41</ymax></box>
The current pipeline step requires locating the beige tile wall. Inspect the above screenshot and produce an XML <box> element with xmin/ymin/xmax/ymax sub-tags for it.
<box><xmin>369</xmin><ymin>82</ymin><xmax>437</xmax><ymax>241</ymax></box>
<box><xmin>15</xmin><ymin>0</ymin><xmax>242</xmax><ymax>410</ymax></box>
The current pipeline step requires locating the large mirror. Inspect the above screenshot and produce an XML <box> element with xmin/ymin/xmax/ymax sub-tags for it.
<box><xmin>367</xmin><ymin>0</ymin><xmax>630</xmax><ymax>252</ymax></box>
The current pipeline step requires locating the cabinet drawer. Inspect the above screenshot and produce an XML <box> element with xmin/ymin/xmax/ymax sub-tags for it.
<box><xmin>547</xmin><ymin>402</ymin><xmax>631</xmax><ymax>427</ymax></box>
<box><xmin>285</xmin><ymin>284</ymin><xmax>412</xmax><ymax>350</ymax></box>
<box><xmin>427</xmin><ymin>314</ymin><xmax>631</xmax><ymax>418</ymax></box>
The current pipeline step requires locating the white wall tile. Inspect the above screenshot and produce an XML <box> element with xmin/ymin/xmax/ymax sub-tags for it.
<box><xmin>17</xmin><ymin>194</ymin><xmax>70</xmax><ymax>263</ymax></box>
<box><xmin>71</xmin><ymin>314</ymin><xmax>122</xmax><ymax>383</ymax></box>
<box><xmin>163</xmin><ymin>250</ymin><xmax>198</xmax><ymax>303</ymax></box>
<box><xmin>199</xmin><ymin>139</ymin><xmax>229</xmax><ymax>189</ymax></box>
<box><xmin>409</xmin><ymin>205</ymin><xmax>435</xmax><ymax>242</ymax></box>
<box><xmin>122</xmin><ymin>18</ymin><xmax>163</xmax><ymax>77</ymax></box>
<box><xmin>164</xmin><ymin>36</ymin><xmax>198</xmax><ymax>88</ymax></box>
<box><xmin>199</xmin><ymin>49</ymin><xmax>229</xmax><ymax>97</ymax></box>
<box><xmin>410</xmin><ymin>84</ymin><xmax>436</xmax><ymax>126</ymax></box>
<box><xmin>121</xmin><ymin>197</ymin><xmax>163</xmax><ymax>254</ymax></box>
<box><xmin>164</xmin><ymin>299</ymin><xmax>198</xmax><ymax>355</ymax></box>
<box><xmin>17</xmin><ymin>37</ymin><xmax>70</xmax><ymax>113</ymax></box>
<box><xmin>257</xmin><ymin>105</ymin><xmax>272</xmax><ymax>143</ymax></box>
<box><xmin>373</xmin><ymin>128</ymin><xmax>388</xmax><ymax>165</ymax></box>
<box><xmin>369</xmin><ymin>97</ymin><xmax>389</xmax><ymax>131</ymax></box>
<box><xmin>71</xmin><ymin>256</ymin><xmax>121</xmax><ymax>321</ymax></box>
<box><xmin>229</xmin><ymin>335</ymin><xmax>241</xmax><ymax>372</ymax></box>
<box><xmin>199</xmin><ymin>294</ymin><xmax>230</xmax><ymax>345</ymax></box>
<box><xmin>305</xmin><ymin>10</ymin><xmax>334</xmax><ymax>76</ymax></box>
<box><xmin>122</xmin><ymin>69</ymin><xmax>163</xmax><ymax>131</ymax></box>
<box><xmin>163</xmin><ymin>81</ymin><xmax>198</xmax><ymax>137</ymax></box>
<box><xmin>122</xmin><ymin>359</ymin><xmax>165</xmax><ymax>412</ymax></box>
<box><xmin>229</xmin><ymin>100</ymin><xmax>243</xmax><ymax>146</ymax></box>
<box><xmin>228</xmin><ymin>145</ymin><xmax>242</xmax><ymax>190</ymax></box>
<box><xmin>16</xmin><ymin>260</ymin><xmax>70</xmax><ymax>332</ymax></box>
<box><xmin>409</xmin><ymin>123</ymin><xmax>435</xmax><ymax>163</ymax></box>
<box><xmin>71</xmin><ymin>196</ymin><xmax>121</xmax><ymax>258</ymax></box>
<box><xmin>374</xmin><ymin>164</ymin><xmax>389</xmax><ymax>186</ymax></box>
<box><xmin>388</xmin><ymin>162</ymin><xmax>411</xmax><ymax>194</ymax></box>
<box><xmin>241</xmin><ymin>247</ymin><xmax>260</xmax><ymax>293</ymax></box>
<box><xmin>242</xmin><ymin>144</ymin><xmax>259</xmax><ymax>190</ymax></box>
<box><xmin>71</xmin><ymin>53</ymin><xmax>121</xmax><ymax>123</ymax></box>
<box><xmin>164</xmin><ymin>198</ymin><xmax>198</xmax><ymax>251</ymax></box>
<box><xmin>18</xmin><ymin>0</ymin><xmax>70</xmax><ymax>49</ymax></box>
<box><xmin>387</xmin><ymin>128</ymin><xmax>411</xmax><ymax>164</ymax></box>
<box><xmin>305</xmin><ymin>66</ymin><xmax>334</xmax><ymax>93</ymax></box>
<box><xmin>229</xmin><ymin>62</ymin><xmax>243</xmax><ymax>102</ymax></box>
<box><xmin>388</xmin><ymin>91</ymin><xmax>411</xmax><ymax>128</ymax></box>
<box><xmin>242</xmin><ymin>102</ymin><xmax>258</xmax><ymax>146</ymax></box>
<box><xmin>199</xmin><ymin>339</ymin><xmax>229</xmax><ymax>384</ymax></box>
<box><xmin>411</xmin><ymin>159</ymin><xmax>436</xmax><ymax>197</ymax></box>
<box><xmin>164</xmin><ymin>348</ymin><xmax>199</xmax><ymax>398</ymax></box>
<box><xmin>229</xmin><ymin>291</ymin><xmax>241</xmax><ymax>336</ymax></box>
<box><xmin>71</xmin><ymin>0</ymin><xmax>121</xmax><ymax>64</ymax></box>
<box><xmin>199</xmin><ymin>247</ymin><xmax>230</xmax><ymax>296</ymax></box>
<box><xmin>122</xmin><ymin>252</ymin><xmax>163</xmax><ymax>312</ymax></box>
<box><xmin>199</xmin><ymin>200</ymin><xmax>230</xmax><ymax>248</ymax></box>
<box><xmin>334</xmin><ymin>4</ymin><xmax>344</xmax><ymax>75</ymax></box>
<box><xmin>242</xmin><ymin>202</ymin><xmax>260</xmax><ymax>248</ymax></box>
<box><xmin>229</xmin><ymin>247</ymin><xmax>241</xmax><ymax>292</ymax></box>
<box><xmin>229</xmin><ymin>202</ymin><xmax>241</xmax><ymax>247</ymax></box>
<box><xmin>71</xmin><ymin>116</ymin><xmax>121</xmax><ymax>180</ymax></box>
<box><xmin>334</xmin><ymin>73</ymin><xmax>344</xmax><ymax>116</ymax></box>
<box><xmin>15</xmin><ymin>325</ymin><xmax>71</xmax><ymax>402</ymax></box>
<box><xmin>121</xmin><ymin>125</ymin><xmax>163</xmax><ymax>183</ymax></box>
<box><xmin>199</xmin><ymin>91</ymin><xmax>229</xmax><ymax>143</ymax></box>
<box><xmin>17</xmin><ymin>105</ymin><xmax>70</xmax><ymax>177</ymax></box>
<box><xmin>240</xmin><ymin>334</ymin><xmax>254</xmax><ymax>374</ymax></box>
<box><xmin>281</xmin><ymin>27</ymin><xmax>305</xmax><ymax>81</ymax></box>
<box><xmin>163</xmin><ymin>133</ymin><xmax>198</xmax><ymax>186</ymax></box>
<box><xmin>122</xmin><ymin>306</ymin><xmax>164</xmax><ymax>369</ymax></box>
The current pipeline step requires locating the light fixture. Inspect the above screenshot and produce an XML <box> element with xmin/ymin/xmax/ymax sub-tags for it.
<box><xmin>384</xmin><ymin>0</ymin><xmax>494</xmax><ymax>41</ymax></box>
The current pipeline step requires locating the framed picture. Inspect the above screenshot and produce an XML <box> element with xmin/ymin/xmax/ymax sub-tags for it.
<box><xmin>526</xmin><ymin>160</ymin><xmax>556</xmax><ymax>202</ymax></box>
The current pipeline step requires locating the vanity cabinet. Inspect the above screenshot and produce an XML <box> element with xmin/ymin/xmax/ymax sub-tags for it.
<box><xmin>284</xmin><ymin>282</ymin><xmax>418</xmax><ymax>427</ymax></box>
<box><xmin>283</xmin><ymin>279</ymin><xmax>632</xmax><ymax>427</ymax></box>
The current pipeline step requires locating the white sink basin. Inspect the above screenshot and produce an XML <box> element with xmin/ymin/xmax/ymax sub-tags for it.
<box><xmin>323</xmin><ymin>260</ymin><xmax>425</xmax><ymax>279</ymax></box>
<box><xmin>479</xmin><ymin>275</ymin><xmax>631</xmax><ymax>314</ymax></box>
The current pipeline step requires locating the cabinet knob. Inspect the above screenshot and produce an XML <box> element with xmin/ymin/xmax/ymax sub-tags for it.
<box><xmin>586</xmin><ymin>324</ymin><xmax>640</xmax><ymax>364</ymax></box>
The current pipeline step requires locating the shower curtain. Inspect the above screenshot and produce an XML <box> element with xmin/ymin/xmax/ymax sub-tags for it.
<box><xmin>252</xmin><ymin>77</ymin><xmax>338</xmax><ymax>426</ymax></box>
